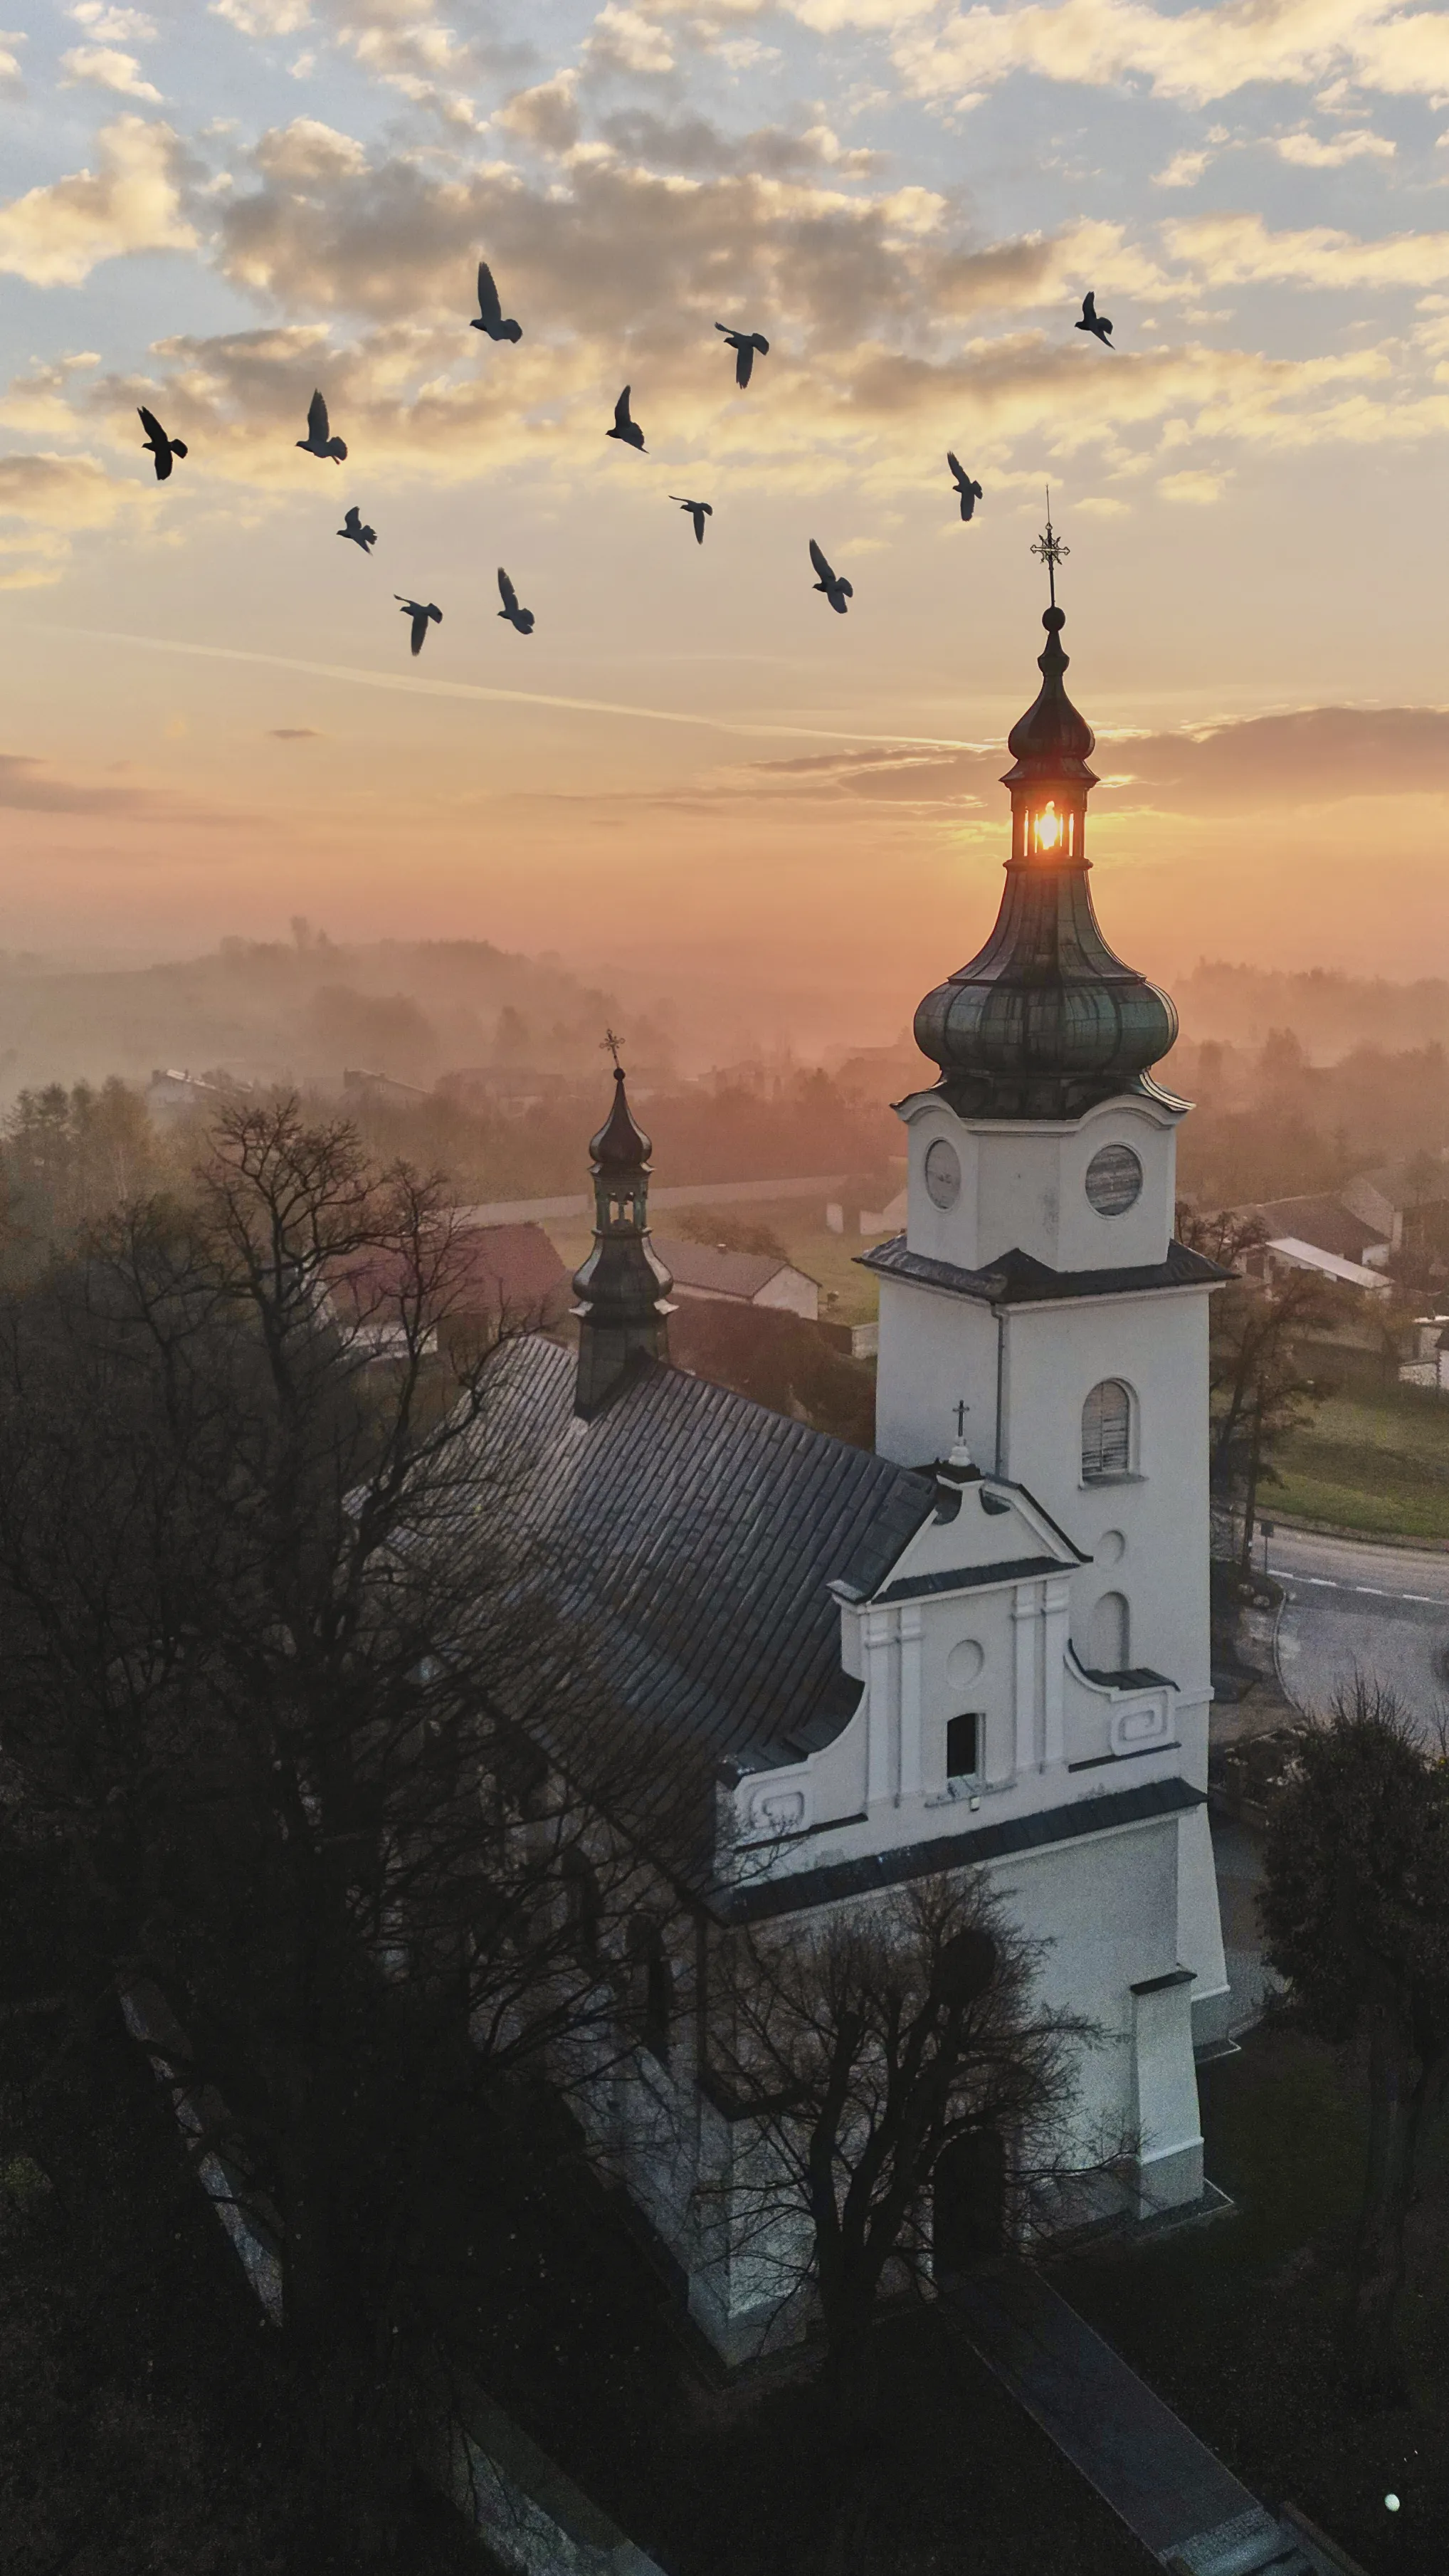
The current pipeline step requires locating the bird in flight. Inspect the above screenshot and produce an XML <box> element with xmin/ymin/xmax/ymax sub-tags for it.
<box><xmin>497</xmin><ymin>567</ymin><xmax>534</xmax><ymax>634</ymax></box>
<box><xmin>1075</xmin><ymin>291</ymin><xmax>1114</xmax><ymax>349</ymax></box>
<box><xmin>606</xmin><ymin>386</ymin><xmax>646</xmax><ymax>452</ymax></box>
<box><xmin>396</xmin><ymin>595</ymin><xmax>442</xmax><ymax>656</ymax></box>
<box><xmin>808</xmin><ymin>538</ymin><xmax>852</xmax><ymax>615</ymax></box>
<box><xmin>137</xmin><ymin>406</ymin><xmax>187</xmax><ymax>481</ymax></box>
<box><xmin>946</xmin><ymin>454</ymin><xmax>983</xmax><ymax>521</ymax></box>
<box><xmin>337</xmin><ymin>506</ymin><xmax>376</xmax><ymax>554</ymax></box>
<box><xmin>297</xmin><ymin>389</ymin><xmax>347</xmax><ymax>460</ymax></box>
<box><xmin>670</xmin><ymin>496</ymin><xmax>712</xmax><ymax>545</ymax></box>
<box><xmin>471</xmin><ymin>261</ymin><xmax>522</xmax><ymax>342</ymax></box>
<box><xmin>715</xmin><ymin>322</ymin><xmax>769</xmax><ymax>389</ymax></box>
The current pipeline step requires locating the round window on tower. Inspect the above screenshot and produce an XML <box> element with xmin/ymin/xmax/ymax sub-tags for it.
<box><xmin>924</xmin><ymin>1138</ymin><xmax>961</xmax><ymax>1210</ymax></box>
<box><xmin>1085</xmin><ymin>1142</ymin><xmax>1143</xmax><ymax>1216</ymax></box>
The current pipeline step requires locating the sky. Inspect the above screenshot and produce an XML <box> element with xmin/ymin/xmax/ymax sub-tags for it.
<box><xmin>4</xmin><ymin>0</ymin><xmax>1449</xmax><ymax>1053</ymax></box>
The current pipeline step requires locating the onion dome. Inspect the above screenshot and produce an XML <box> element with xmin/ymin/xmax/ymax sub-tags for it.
<box><xmin>590</xmin><ymin>1066</ymin><xmax>654</xmax><ymax>1172</ymax></box>
<box><xmin>573</xmin><ymin>1066</ymin><xmax>673</xmax><ymax>1418</ymax></box>
<box><xmin>913</xmin><ymin>606</ymin><xmax>1177</xmax><ymax>1120</ymax></box>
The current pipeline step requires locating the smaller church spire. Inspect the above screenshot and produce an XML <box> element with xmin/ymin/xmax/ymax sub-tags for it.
<box><xmin>572</xmin><ymin>1058</ymin><xmax>673</xmax><ymax>1419</ymax></box>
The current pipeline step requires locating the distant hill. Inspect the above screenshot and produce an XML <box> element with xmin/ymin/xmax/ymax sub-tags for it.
<box><xmin>0</xmin><ymin>935</ymin><xmax>669</xmax><ymax>1102</ymax></box>
<box><xmin>1176</xmin><ymin>962</ymin><xmax>1449</xmax><ymax>1062</ymax></box>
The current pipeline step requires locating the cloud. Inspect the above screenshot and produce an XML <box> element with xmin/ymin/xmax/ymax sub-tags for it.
<box><xmin>0</xmin><ymin>116</ymin><xmax>194</xmax><ymax>286</ymax></box>
<box><xmin>0</xmin><ymin>451</ymin><xmax>146</xmax><ymax>527</ymax></box>
<box><xmin>589</xmin><ymin>107</ymin><xmax>887</xmax><ymax>177</ymax></box>
<box><xmin>70</xmin><ymin>3</ymin><xmax>157</xmax><ymax>36</ymax></box>
<box><xmin>1273</xmin><ymin>126</ymin><xmax>1395</xmax><ymax>166</ymax></box>
<box><xmin>17</xmin><ymin>120</ymin><xmax>1445</xmax><ymax>498</ymax></box>
<box><xmin>60</xmin><ymin>43</ymin><xmax>163</xmax><ymax>100</ymax></box>
<box><xmin>211</xmin><ymin>0</ymin><xmax>311</xmax><ymax>33</ymax></box>
<box><xmin>212</xmin><ymin>116</ymin><xmax>1162</xmax><ymax>347</ymax></box>
<box><xmin>495</xmin><ymin>74</ymin><xmax>581</xmax><ymax>155</ymax></box>
<box><xmin>1167</xmin><ymin>211</ymin><xmax>1449</xmax><ymax>290</ymax></box>
<box><xmin>587</xmin><ymin>4</ymin><xmax>676</xmax><ymax>75</ymax></box>
<box><xmin>1157</xmin><ymin>466</ymin><xmax>1228</xmax><ymax>503</ymax></box>
<box><xmin>750</xmin><ymin>705</ymin><xmax>1449</xmax><ymax>817</ymax></box>
<box><xmin>0</xmin><ymin>26</ymin><xmax>23</xmax><ymax>87</ymax></box>
<box><xmin>1154</xmin><ymin>149</ymin><xmax>1210</xmax><ymax>188</ymax></box>
<box><xmin>890</xmin><ymin>0</ymin><xmax>1449</xmax><ymax>113</ymax></box>
<box><xmin>0</xmin><ymin>751</ymin><xmax>176</xmax><ymax>811</ymax></box>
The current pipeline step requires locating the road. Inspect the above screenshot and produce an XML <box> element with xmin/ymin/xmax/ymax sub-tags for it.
<box><xmin>1266</xmin><ymin>1523</ymin><xmax>1449</xmax><ymax>1732</ymax></box>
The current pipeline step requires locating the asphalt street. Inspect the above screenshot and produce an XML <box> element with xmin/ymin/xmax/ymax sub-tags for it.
<box><xmin>1266</xmin><ymin>1523</ymin><xmax>1449</xmax><ymax>1735</ymax></box>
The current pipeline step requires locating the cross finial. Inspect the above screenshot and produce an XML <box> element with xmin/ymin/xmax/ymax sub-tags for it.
<box><xmin>1031</xmin><ymin>483</ymin><xmax>1069</xmax><ymax>610</ymax></box>
<box><xmin>955</xmin><ymin>1398</ymin><xmax>969</xmax><ymax>1439</ymax></box>
<box><xmin>601</xmin><ymin>1026</ymin><xmax>624</xmax><ymax>1071</ymax></box>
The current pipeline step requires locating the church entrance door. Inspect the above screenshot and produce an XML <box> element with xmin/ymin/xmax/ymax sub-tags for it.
<box><xmin>932</xmin><ymin>2129</ymin><xmax>1007</xmax><ymax>2278</ymax></box>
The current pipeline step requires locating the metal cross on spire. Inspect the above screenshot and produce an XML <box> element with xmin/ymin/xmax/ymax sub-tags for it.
<box><xmin>1030</xmin><ymin>485</ymin><xmax>1069</xmax><ymax>610</ymax></box>
<box><xmin>601</xmin><ymin>1026</ymin><xmax>625</xmax><ymax>1070</ymax></box>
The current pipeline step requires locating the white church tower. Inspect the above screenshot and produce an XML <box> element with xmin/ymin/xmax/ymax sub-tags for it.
<box><xmin>860</xmin><ymin>537</ymin><xmax>1231</xmax><ymax>2181</ymax></box>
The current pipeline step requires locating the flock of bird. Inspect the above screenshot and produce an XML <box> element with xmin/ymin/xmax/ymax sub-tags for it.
<box><xmin>135</xmin><ymin>269</ymin><xmax>1119</xmax><ymax>658</ymax></box>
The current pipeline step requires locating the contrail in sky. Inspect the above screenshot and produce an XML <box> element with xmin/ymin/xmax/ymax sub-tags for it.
<box><xmin>36</xmin><ymin>624</ymin><xmax>975</xmax><ymax>754</ymax></box>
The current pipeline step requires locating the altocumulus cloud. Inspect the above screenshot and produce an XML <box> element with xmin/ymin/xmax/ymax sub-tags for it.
<box><xmin>31</xmin><ymin>115</ymin><xmax>1440</xmax><ymax>494</ymax></box>
<box><xmin>0</xmin><ymin>115</ymin><xmax>194</xmax><ymax>285</ymax></box>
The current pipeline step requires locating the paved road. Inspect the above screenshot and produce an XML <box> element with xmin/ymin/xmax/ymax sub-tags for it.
<box><xmin>1267</xmin><ymin>1524</ymin><xmax>1449</xmax><ymax>1732</ymax></box>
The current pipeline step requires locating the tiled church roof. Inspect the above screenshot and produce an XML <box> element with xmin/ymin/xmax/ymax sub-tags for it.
<box><xmin>463</xmin><ymin>1335</ymin><xmax>934</xmax><ymax>1886</ymax></box>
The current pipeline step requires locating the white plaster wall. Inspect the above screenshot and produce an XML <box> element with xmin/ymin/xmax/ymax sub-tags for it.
<box><xmin>1001</xmin><ymin>1288</ymin><xmax>1213</xmax><ymax>1702</ymax></box>
<box><xmin>753</xmin><ymin>1267</ymin><xmax>820</xmax><ymax>1321</ymax></box>
<box><xmin>902</xmin><ymin>1092</ymin><xmax>1179</xmax><ymax>1278</ymax></box>
<box><xmin>681</xmin><ymin>1812</ymin><xmax>1201</xmax><ymax>2355</ymax></box>
<box><xmin>875</xmin><ymin>1275</ymin><xmax>1000</xmax><ymax>1471</ymax></box>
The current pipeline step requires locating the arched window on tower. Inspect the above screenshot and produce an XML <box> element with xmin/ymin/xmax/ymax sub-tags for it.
<box><xmin>1081</xmin><ymin>1379</ymin><xmax>1132</xmax><ymax>1482</ymax></box>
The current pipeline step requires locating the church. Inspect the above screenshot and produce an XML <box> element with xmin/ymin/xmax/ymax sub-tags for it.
<box><xmin>477</xmin><ymin>584</ymin><xmax>1229</xmax><ymax>2362</ymax></box>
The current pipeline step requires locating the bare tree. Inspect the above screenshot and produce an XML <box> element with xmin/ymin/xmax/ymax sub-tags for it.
<box><xmin>0</xmin><ymin>1102</ymin><xmax>657</xmax><ymax>2553</ymax></box>
<box><xmin>1207</xmin><ymin>1268</ymin><xmax>1338</xmax><ymax>1573</ymax></box>
<box><xmin>698</xmin><ymin>1878</ymin><xmax>1110</xmax><ymax>2572</ymax></box>
<box><xmin>701</xmin><ymin>1878</ymin><xmax>1100</xmax><ymax>2371</ymax></box>
<box><xmin>1260</xmin><ymin>1678</ymin><xmax>1449</xmax><ymax>2401</ymax></box>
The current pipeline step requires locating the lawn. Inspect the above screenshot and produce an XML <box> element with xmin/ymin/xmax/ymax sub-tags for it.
<box><xmin>1270</xmin><ymin>1372</ymin><xmax>1449</xmax><ymax>1543</ymax></box>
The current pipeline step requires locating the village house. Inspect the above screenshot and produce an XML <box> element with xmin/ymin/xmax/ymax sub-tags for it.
<box><xmin>650</xmin><ymin>1234</ymin><xmax>821</xmax><ymax>1322</ymax></box>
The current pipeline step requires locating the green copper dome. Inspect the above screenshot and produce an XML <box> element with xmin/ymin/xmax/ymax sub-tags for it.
<box><xmin>914</xmin><ymin>607</ymin><xmax>1178</xmax><ymax>1120</ymax></box>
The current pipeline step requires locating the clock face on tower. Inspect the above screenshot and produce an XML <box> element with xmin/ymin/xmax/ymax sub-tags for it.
<box><xmin>924</xmin><ymin>1138</ymin><xmax>961</xmax><ymax>1209</ymax></box>
<box><xmin>1085</xmin><ymin>1142</ymin><xmax>1143</xmax><ymax>1216</ymax></box>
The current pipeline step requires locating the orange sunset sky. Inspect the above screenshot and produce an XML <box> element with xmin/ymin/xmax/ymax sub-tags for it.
<box><xmin>4</xmin><ymin>0</ymin><xmax>1449</xmax><ymax>1051</ymax></box>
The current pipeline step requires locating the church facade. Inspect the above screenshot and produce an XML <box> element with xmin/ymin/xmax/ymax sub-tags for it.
<box><xmin>481</xmin><ymin>593</ymin><xmax>1228</xmax><ymax>2362</ymax></box>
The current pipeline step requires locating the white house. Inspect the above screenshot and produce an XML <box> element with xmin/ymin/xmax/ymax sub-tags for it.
<box><xmin>649</xmin><ymin>1234</ymin><xmax>821</xmax><ymax>1321</ymax></box>
<box><xmin>471</xmin><ymin>594</ymin><xmax>1228</xmax><ymax>2363</ymax></box>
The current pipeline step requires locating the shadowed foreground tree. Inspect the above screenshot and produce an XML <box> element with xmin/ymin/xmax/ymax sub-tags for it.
<box><xmin>0</xmin><ymin>1102</ymin><xmax>654</xmax><ymax>2555</ymax></box>
<box><xmin>1260</xmin><ymin>1681</ymin><xmax>1449</xmax><ymax>2402</ymax></box>
<box><xmin>700</xmin><ymin>1879</ymin><xmax>1098</xmax><ymax>2568</ymax></box>
<box><xmin>700</xmin><ymin>1880</ymin><xmax>1105</xmax><ymax>2571</ymax></box>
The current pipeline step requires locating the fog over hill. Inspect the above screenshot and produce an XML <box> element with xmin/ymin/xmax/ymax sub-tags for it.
<box><xmin>0</xmin><ymin>929</ymin><xmax>675</xmax><ymax>1103</ymax></box>
<box><xmin>1</xmin><ymin>929</ymin><xmax>1444</xmax><ymax>1119</ymax></box>
<box><xmin>1173</xmin><ymin>964</ymin><xmax>1449</xmax><ymax>1063</ymax></box>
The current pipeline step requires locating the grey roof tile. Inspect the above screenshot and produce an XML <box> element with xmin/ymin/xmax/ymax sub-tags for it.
<box><xmin>465</xmin><ymin>1337</ymin><xmax>934</xmax><ymax>1883</ymax></box>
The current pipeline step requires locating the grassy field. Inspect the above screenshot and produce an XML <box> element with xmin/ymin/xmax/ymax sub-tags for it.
<box><xmin>1270</xmin><ymin>1356</ymin><xmax>1449</xmax><ymax>1542</ymax></box>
